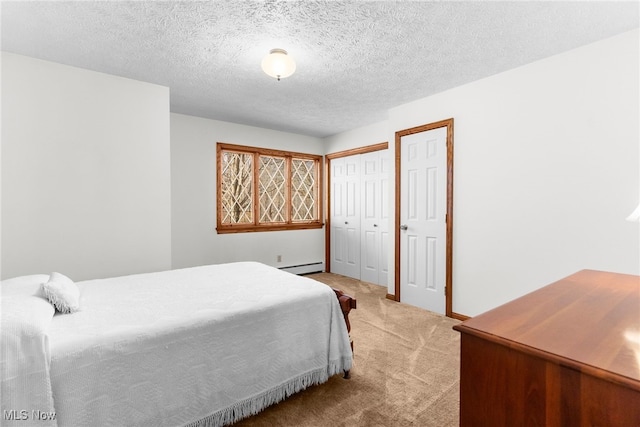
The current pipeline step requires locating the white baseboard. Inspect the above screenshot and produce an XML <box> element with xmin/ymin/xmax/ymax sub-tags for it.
<box><xmin>279</xmin><ymin>262</ymin><xmax>324</xmax><ymax>275</ymax></box>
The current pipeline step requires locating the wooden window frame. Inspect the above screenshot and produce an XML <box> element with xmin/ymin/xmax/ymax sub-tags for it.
<box><xmin>216</xmin><ymin>142</ymin><xmax>323</xmax><ymax>234</ymax></box>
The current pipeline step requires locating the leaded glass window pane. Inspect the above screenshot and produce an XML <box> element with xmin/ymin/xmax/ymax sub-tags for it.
<box><xmin>259</xmin><ymin>156</ymin><xmax>286</xmax><ymax>223</ymax></box>
<box><xmin>220</xmin><ymin>151</ymin><xmax>253</xmax><ymax>224</ymax></box>
<box><xmin>291</xmin><ymin>158</ymin><xmax>317</xmax><ymax>221</ymax></box>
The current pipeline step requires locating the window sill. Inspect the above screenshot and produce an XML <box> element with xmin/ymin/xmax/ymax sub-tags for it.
<box><xmin>216</xmin><ymin>222</ymin><xmax>324</xmax><ymax>234</ymax></box>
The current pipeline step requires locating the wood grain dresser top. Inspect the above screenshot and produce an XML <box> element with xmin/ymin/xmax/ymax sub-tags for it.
<box><xmin>454</xmin><ymin>270</ymin><xmax>640</xmax><ymax>389</ymax></box>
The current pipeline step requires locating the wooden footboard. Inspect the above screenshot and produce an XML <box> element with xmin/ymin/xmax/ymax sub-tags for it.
<box><xmin>332</xmin><ymin>288</ymin><xmax>356</xmax><ymax>379</ymax></box>
<box><xmin>332</xmin><ymin>288</ymin><xmax>356</xmax><ymax>334</ymax></box>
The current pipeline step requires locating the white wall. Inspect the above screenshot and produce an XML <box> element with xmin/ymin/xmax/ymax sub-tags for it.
<box><xmin>325</xmin><ymin>29</ymin><xmax>640</xmax><ymax>317</ymax></box>
<box><xmin>1</xmin><ymin>53</ymin><xmax>172</xmax><ymax>281</ymax></box>
<box><xmin>324</xmin><ymin>120</ymin><xmax>389</xmax><ymax>154</ymax></box>
<box><xmin>171</xmin><ymin>113</ymin><xmax>326</xmax><ymax>269</ymax></box>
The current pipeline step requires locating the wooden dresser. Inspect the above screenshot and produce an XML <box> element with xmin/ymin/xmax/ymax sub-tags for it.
<box><xmin>453</xmin><ymin>270</ymin><xmax>640</xmax><ymax>426</ymax></box>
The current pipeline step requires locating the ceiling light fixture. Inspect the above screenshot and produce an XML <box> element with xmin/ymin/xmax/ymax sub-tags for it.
<box><xmin>261</xmin><ymin>48</ymin><xmax>296</xmax><ymax>81</ymax></box>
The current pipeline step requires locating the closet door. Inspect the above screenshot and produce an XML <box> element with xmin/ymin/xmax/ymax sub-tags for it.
<box><xmin>379</xmin><ymin>152</ymin><xmax>390</xmax><ymax>286</ymax></box>
<box><xmin>330</xmin><ymin>156</ymin><xmax>360</xmax><ymax>279</ymax></box>
<box><xmin>360</xmin><ymin>150</ymin><xmax>389</xmax><ymax>286</ymax></box>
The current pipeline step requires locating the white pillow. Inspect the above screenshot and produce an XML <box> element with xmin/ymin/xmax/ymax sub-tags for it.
<box><xmin>1</xmin><ymin>274</ymin><xmax>50</xmax><ymax>297</ymax></box>
<box><xmin>41</xmin><ymin>272</ymin><xmax>80</xmax><ymax>314</ymax></box>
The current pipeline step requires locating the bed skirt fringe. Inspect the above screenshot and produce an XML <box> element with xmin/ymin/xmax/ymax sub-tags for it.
<box><xmin>185</xmin><ymin>357</ymin><xmax>352</xmax><ymax>427</ymax></box>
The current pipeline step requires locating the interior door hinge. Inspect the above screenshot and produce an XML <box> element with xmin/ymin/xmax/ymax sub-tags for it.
<box><xmin>444</xmin><ymin>285</ymin><xmax>447</xmax><ymax>296</ymax></box>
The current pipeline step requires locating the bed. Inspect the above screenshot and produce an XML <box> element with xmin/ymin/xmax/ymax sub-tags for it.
<box><xmin>1</xmin><ymin>262</ymin><xmax>355</xmax><ymax>427</ymax></box>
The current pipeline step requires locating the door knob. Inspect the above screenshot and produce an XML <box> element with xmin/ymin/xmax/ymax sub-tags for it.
<box><xmin>400</xmin><ymin>224</ymin><xmax>408</xmax><ymax>231</ymax></box>
<box><xmin>345</xmin><ymin>221</ymin><xmax>348</xmax><ymax>224</ymax></box>
<box><xmin>373</xmin><ymin>224</ymin><xmax>378</xmax><ymax>227</ymax></box>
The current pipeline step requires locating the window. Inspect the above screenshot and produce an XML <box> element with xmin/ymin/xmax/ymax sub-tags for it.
<box><xmin>216</xmin><ymin>143</ymin><xmax>323</xmax><ymax>233</ymax></box>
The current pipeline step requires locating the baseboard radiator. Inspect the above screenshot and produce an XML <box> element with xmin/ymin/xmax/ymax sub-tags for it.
<box><xmin>279</xmin><ymin>262</ymin><xmax>324</xmax><ymax>275</ymax></box>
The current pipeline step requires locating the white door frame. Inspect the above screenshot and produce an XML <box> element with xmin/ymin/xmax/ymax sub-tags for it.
<box><xmin>325</xmin><ymin>142</ymin><xmax>388</xmax><ymax>275</ymax></box>
<box><xmin>394</xmin><ymin>118</ymin><xmax>458</xmax><ymax>319</ymax></box>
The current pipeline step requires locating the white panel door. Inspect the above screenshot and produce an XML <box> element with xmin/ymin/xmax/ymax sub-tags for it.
<box><xmin>379</xmin><ymin>153</ymin><xmax>390</xmax><ymax>286</ymax></box>
<box><xmin>400</xmin><ymin>127</ymin><xmax>447</xmax><ymax>314</ymax></box>
<box><xmin>360</xmin><ymin>150</ymin><xmax>389</xmax><ymax>286</ymax></box>
<box><xmin>330</xmin><ymin>158</ymin><xmax>347</xmax><ymax>276</ymax></box>
<box><xmin>330</xmin><ymin>156</ymin><xmax>360</xmax><ymax>279</ymax></box>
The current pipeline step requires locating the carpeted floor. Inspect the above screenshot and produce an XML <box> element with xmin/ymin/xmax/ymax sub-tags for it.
<box><xmin>233</xmin><ymin>272</ymin><xmax>461</xmax><ymax>426</ymax></box>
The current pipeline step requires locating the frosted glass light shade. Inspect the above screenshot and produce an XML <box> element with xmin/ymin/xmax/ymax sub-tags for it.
<box><xmin>261</xmin><ymin>49</ymin><xmax>296</xmax><ymax>81</ymax></box>
<box><xmin>627</xmin><ymin>202</ymin><xmax>640</xmax><ymax>222</ymax></box>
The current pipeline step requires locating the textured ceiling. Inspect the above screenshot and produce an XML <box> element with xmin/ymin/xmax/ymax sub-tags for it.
<box><xmin>2</xmin><ymin>1</ymin><xmax>639</xmax><ymax>138</ymax></box>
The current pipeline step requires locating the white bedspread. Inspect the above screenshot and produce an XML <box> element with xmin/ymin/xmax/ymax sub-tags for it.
<box><xmin>46</xmin><ymin>262</ymin><xmax>352</xmax><ymax>426</ymax></box>
<box><xmin>1</xmin><ymin>295</ymin><xmax>57</xmax><ymax>427</ymax></box>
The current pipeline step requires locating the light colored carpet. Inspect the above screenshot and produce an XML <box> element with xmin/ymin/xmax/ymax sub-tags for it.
<box><xmin>233</xmin><ymin>273</ymin><xmax>461</xmax><ymax>426</ymax></box>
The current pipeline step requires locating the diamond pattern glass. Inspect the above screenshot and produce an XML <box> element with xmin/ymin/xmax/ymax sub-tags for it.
<box><xmin>217</xmin><ymin>144</ymin><xmax>321</xmax><ymax>232</ymax></box>
<box><xmin>221</xmin><ymin>151</ymin><xmax>253</xmax><ymax>224</ymax></box>
<box><xmin>259</xmin><ymin>156</ymin><xmax>286</xmax><ymax>223</ymax></box>
<box><xmin>291</xmin><ymin>158</ymin><xmax>317</xmax><ymax>221</ymax></box>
